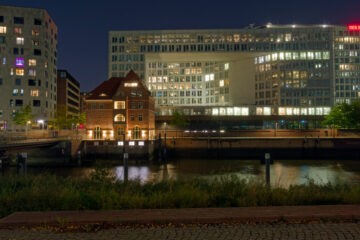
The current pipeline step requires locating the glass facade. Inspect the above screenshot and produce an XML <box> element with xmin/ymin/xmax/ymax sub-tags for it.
<box><xmin>109</xmin><ymin>24</ymin><xmax>360</xmax><ymax>116</ymax></box>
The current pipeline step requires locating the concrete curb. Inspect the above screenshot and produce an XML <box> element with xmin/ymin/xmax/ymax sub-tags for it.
<box><xmin>0</xmin><ymin>205</ymin><xmax>360</xmax><ymax>228</ymax></box>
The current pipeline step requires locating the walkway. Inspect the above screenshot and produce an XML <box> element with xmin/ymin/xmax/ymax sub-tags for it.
<box><xmin>1</xmin><ymin>205</ymin><xmax>360</xmax><ymax>239</ymax></box>
<box><xmin>1</xmin><ymin>222</ymin><xmax>360</xmax><ymax>240</ymax></box>
<box><xmin>1</xmin><ymin>205</ymin><xmax>360</xmax><ymax>227</ymax></box>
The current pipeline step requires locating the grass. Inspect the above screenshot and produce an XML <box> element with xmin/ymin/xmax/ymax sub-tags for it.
<box><xmin>0</xmin><ymin>166</ymin><xmax>359</xmax><ymax>218</ymax></box>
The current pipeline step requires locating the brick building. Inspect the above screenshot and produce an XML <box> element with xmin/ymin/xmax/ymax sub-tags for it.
<box><xmin>85</xmin><ymin>70</ymin><xmax>155</xmax><ymax>140</ymax></box>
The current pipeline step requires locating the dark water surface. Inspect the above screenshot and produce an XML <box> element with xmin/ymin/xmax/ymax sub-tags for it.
<box><xmin>3</xmin><ymin>158</ymin><xmax>360</xmax><ymax>187</ymax></box>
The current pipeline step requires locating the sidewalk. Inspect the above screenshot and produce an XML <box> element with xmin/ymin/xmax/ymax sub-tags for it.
<box><xmin>1</xmin><ymin>205</ymin><xmax>360</xmax><ymax>228</ymax></box>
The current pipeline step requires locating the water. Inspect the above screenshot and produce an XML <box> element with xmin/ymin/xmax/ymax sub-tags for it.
<box><xmin>2</xmin><ymin>158</ymin><xmax>360</xmax><ymax>187</ymax></box>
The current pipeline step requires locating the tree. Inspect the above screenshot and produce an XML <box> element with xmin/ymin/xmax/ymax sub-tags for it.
<box><xmin>49</xmin><ymin>105</ymin><xmax>86</xmax><ymax>131</ymax></box>
<box><xmin>11</xmin><ymin>105</ymin><xmax>34</xmax><ymax>136</ymax></box>
<box><xmin>170</xmin><ymin>110</ymin><xmax>189</xmax><ymax>137</ymax></box>
<box><xmin>323</xmin><ymin>101</ymin><xmax>360</xmax><ymax>129</ymax></box>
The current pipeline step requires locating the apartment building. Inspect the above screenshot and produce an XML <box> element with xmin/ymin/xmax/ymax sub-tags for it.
<box><xmin>0</xmin><ymin>5</ymin><xmax>58</xmax><ymax>130</ymax></box>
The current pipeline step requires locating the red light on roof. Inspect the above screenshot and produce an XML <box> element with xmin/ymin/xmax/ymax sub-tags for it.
<box><xmin>348</xmin><ymin>25</ymin><xmax>360</xmax><ymax>31</ymax></box>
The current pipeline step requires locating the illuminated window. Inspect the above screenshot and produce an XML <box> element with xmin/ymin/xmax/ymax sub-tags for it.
<box><xmin>28</xmin><ymin>59</ymin><xmax>36</xmax><ymax>66</ymax></box>
<box><xmin>272</xmin><ymin>53</ymin><xmax>278</xmax><ymax>61</ymax></box>
<box><xmin>242</xmin><ymin>108</ymin><xmax>249</xmax><ymax>116</ymax></box>
<box><xmin>0</xmin><ymin>26</ymin><xmax>6</xmax><ymax>33</ymax></box>
<box><xmin>12</xmin><ymin>89</ymin><xmax>19</xmax><ymax>96</ymax></box>
<box><xmin>256</xmin><ymin>107</ymin><xmax>263</xmax><ymax>115</ymax></box>
<box><xmin>32</xmin><ymin>39</ymin><xmax>40</xmax><ymax>46</ymax></box>
<box><xmin>14</xmin><ymin>27</ymin><xmax>21</xmax><ymax>34</ymax></box>
<box><xmin>15</xmin><ymin>68</ymin><xmax>24</xmax><ymax>76</ymax></box>
<box><xmin>285</xmin><ymin>52</ymin><xmax>292</xmax><ymax>60</ymax></box>
<box><xmin>114</xmin><ymin>114</ymin><xmax>125</xmax><ymax>122</ymax></box>
<box><xmin>16</xmin><ymin>37</ymin><xmax>24</xmax><ymax>45</ymax></box>
<box><xmin>279</xmin><ymin>52</ymin><xmax>284</xmax><ymax>60</ymax></box>
<box><xmin>264</xmin><ymin>107</ymin><xmax>271</xmax><ymax>116</ymax></box>
<box><xmin>307</xmin><ymin>52</ymin><xmax>314</xmax><ymax>60</ymax></box>
<box><xmin>219</xmin><ymin>80</ymin><xmax>224</xmax><ymax>87</ymax></box>
<box><xmin>124</xmin><ymin>82</ymin><xmax>138</xmax><ymax>87</ymax></box>
<box><xmin>278</xmin><ymin>107</ymin><xmax>286</xmax><ymax>116</ymax></box>
<box><xmin>132</xmin><ymin>126</ymin><xmax>141</xmax><ymax>139</ymax></box>
<box><xmin>322</xmin><ymin>51</ymin><xmax>330</xmax><ymax>60</ymax></box>
<box><xmin>30</xmin><ymin>90</ymin><xmax>39</xmax><ymax>97</ymax></box>
<box><xmin>15</xmin><ymin>58</ymin><xmax>24</xmax><ymax>67</ymax></box>
<box><xmin>114</xmin><ymin>101</ymin><xmax>125</xmax><ymax>109</ymax></box>
<box><xmin>224</xmin><ymin>63</ymin><xmax>229</xmax><ymax>70</ymax></box>
<box><xmin>32</xmin><ymin>29</ymin><xmax>39</xmax><ymax>36</ymax></box>
<box><xmin>315</xmin><ymin>52</ymin><xmax>322</xmax><ymax>60</ymax></box>
<box><xmin>28</xmin><ymin>69</ymin><xmax>36</xmax><ymax>77</ymax></box>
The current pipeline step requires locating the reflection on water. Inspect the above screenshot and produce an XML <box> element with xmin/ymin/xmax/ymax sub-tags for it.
<box><xmin>3</xmin><ymin>159</ymin><xmax>360</xmax><ymax>187</ymax></box>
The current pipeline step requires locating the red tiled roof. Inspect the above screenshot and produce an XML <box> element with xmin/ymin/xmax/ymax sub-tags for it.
<box><xmin>86</xmin><ymin>70</ymin><xmax>145</xmax><ymax>100</ymax></box>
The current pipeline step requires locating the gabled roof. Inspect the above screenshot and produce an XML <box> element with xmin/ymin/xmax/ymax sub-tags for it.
<box><xmin>86</xmin><ymin>70</ymin><xmax>144</xmax><ymax>100</ymax></box>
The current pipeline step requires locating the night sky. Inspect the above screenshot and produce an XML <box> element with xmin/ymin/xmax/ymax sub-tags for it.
<box><xmin>1</xmin><ymin>0</ymin><xmax>359</xmax><ymax>92</ymax></box>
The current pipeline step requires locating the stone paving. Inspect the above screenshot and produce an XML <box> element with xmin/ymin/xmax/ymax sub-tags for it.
<box><xmin>1</xmin><ymin>222</ymin><xmax>360</xmax><ymax>240</ymax></box>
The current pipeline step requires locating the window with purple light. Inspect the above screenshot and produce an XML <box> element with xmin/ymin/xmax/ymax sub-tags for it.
<box><xmin>15</xmin><ymin>58</ymin><xmax>24</xmax><ymax>67</ymax></box>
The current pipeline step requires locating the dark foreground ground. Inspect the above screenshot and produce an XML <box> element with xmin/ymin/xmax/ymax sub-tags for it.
<box><xmin>1</xmin><ymin>205</ymin><xmax>360</xmax><ymax>239</ymax></box>
<box><xmin>1</xmin><ymin>222</ymin><xmax>360</xmax><ymax>240</ymax></box>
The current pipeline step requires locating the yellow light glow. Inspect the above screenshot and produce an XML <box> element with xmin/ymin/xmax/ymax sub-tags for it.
<box><xmin>88</xmin><ymin>130</ymin><xmax>93</xmax><ymax>137</ymax></box>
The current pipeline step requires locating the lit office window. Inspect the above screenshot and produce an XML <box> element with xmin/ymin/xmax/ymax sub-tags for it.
<box><xmin>30</xmin><ymin>90</ymin><xmax>39</xmax><ymax>96</ymax></box>
<box><xmin>28</xmin><ymin>59</ymin><xmax>36</xmax><ymax>66</ymax></box>
<box><xmin>14</xmin><ymin>27</ymin><xmax>22</xmax><ymax>34</ymax></box>
<box><xmin>15</xmin><ymin>58</ymin><xmax>24</xmax><ymax>67</ymax></box>
<box><xmin>15</xmin><ymin>68</ymin><xmax>24</xmax><ymax>76</ymax></box>
<box><xmin>16</xmin><ymin>37</ymin><xmax>24</xmax><ymax>45</ymax></box>
<box><xmin>219</xmin><ymin>80</ymin><xmax>224</xmax><ymax>87</ymax></box>
<box><xmin>28</xmin><ymin>69</ymin><xmax>36</xmax><ymax>76</ymax></box>
<box><xmin>32</xmin><ymin>29</ymin><xmax>39</xmax><ymax>36</ymax></box>
<box><xmin>0</xmin><ymin>26</ymin><xmax>6</xmax><ymax>33</ymax></box>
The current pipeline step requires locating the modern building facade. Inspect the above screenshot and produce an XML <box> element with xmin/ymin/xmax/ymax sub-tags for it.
<box><xmin>57</xmin><ymin>70</ymin><xmax>80</xmax><ymax>118</ymax></box>
<box><xmin>0</xmin><ymin>5</ymin><xmax>58</xmax><ymax>131</ymax></box>
<box><xmin>109</xmin><ymin>24</ymin><xmax>360</xmax><ymax>119</ymax></box>
<box><xmin>85</xmin><ymin>70</ymin><xmax>155</xmax><ymax>140</ymax></box>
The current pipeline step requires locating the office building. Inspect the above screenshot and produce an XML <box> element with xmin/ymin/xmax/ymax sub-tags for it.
<box><xmin>109</xmin><ymin>24</ymin><xmax>360</xmax><ymax>118</ymax></box>
<box><xmin>57</xmin><ymin>70</ymin><xmax>80</xmax><ymax>118</ymax></box>
<box><xmin>0</xmin><ymin>5</ymin><xmax>58</xmax><ymax>130</ymax></box>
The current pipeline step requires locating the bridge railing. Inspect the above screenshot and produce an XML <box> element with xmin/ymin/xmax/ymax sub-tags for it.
<box><xmin>0</xmin><ymin>129</ymin><xmax>86</xmax><ymax>143</ymax></box>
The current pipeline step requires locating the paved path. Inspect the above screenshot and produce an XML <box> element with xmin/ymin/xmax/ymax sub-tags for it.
<box><xmin>1</xmin><ymin>205</ymin><xmax>360</xmax><ymax>228</ymax></box>
<box><xmin>0</xmin><ymin>222</ymin><xmax>360</xmax><ymax>239</ymax></box>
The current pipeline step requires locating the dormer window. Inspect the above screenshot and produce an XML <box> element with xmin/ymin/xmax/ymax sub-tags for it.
<box><xmin>124</xmin><ymin>82</ymin><xmax>138</xmax><ymax>87</ymax></box>
<box><xmin>99</xmin><ymin>93</ymin><xmax>107</xmax><ymax>96</ymax></box>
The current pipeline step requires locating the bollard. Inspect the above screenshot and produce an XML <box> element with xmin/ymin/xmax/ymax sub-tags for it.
<box><xmin>163</xmin><ymin>133</ymin><xmax>167</xmax><ymax>162</ymax></box>
<box><xmin>265</xmin><ymin>153</ymin><xmax>271</xmax><ymax>186</ymax></box>
<box><xmin>123</xmin><ymin>152</ymin><xmax>128</xmax><ymax>182</ymax></box>
<box><xmin>17</xmin><ymin>152</ymin><xmax>27</xmax><ymax>175</ymax></box>
<box><xmin>77</xmin><ymin>150</ymin><xmax>82</xmax><ymax>167</ymax></box>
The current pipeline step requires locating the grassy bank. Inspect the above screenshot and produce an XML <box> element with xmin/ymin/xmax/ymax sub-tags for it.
<box><xmin>0</xmin><ymin>169</ymin><xmax>359</xmax><ymax>218</ymax></box>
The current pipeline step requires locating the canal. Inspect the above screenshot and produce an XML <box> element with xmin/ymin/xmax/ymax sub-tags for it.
<box><xmin>2</xmin><ymin>158</ymin><xmax>360</xmax><ymax>188</ymax></box>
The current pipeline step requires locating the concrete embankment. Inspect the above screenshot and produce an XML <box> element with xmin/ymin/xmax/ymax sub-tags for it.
<box><xmin>162</xmin><ymin>137</ymin><xmax>360</xmax><ymax>159</ymax></box>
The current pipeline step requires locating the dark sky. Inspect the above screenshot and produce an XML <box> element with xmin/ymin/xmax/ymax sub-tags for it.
<box><xmin>1</xmin><ymin>0</ymin><xmax>359</xmax><ymax>91</ymax></box>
